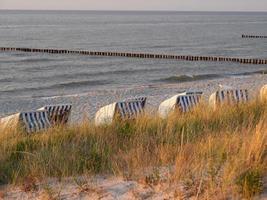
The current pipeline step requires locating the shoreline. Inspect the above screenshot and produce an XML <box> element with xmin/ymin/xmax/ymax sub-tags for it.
<box><xmin>1</xmin><ymin>74</ymin><xmax>267</xmax><ymax>122</ymax></box>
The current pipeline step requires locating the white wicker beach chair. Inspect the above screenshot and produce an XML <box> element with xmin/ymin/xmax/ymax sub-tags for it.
<box><xmin>0</xmin><ymin>110</ymin><xmax>51</xmax><ymax>133</ymax></box>
<box><xmin>209</xmin><ymin>89</ymin><xmax>249</xmax><ymax>109</ymax></box>
<box><xmin>38</xmin><ymin>104</ymin><xmax>72</xmax><ymax>125</ymax></box>
<box><xmin>158</xmin><ymin>91</ymin><xmax>203</xmax><ymax>118</ymax></box>
<box><xmin>95</xmin><ymin>99</ymin><xmax>146</xmax><ymax>125</ymax></box>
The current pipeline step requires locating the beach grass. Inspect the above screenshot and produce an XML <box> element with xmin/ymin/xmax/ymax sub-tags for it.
<box><xmin>0</xmin><ymin>100</ymin><xmax>267</xmax><ymax>198</ymax></box>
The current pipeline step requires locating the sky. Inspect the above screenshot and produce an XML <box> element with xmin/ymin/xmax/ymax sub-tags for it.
<box><xmin>1</xmin><ymin>0</ymin><xmax>267</xmax><ymax>11</ymax></box>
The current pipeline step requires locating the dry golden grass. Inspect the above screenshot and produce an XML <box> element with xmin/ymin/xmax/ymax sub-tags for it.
<box><xmin>0</xmin><ymin>100</ymin><xmax>267</xmax><ymax>199</ymax></box>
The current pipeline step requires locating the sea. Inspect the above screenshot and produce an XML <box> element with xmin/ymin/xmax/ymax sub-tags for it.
<box><xmin>0</xmin><ymin>10</ymin><xmax>267</xmax><ymax>120</ymax></box>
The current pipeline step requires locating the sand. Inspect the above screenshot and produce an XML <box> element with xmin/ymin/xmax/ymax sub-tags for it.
<box><xmin>40</xmin><ymin>73</ymin><xmax>267</xmax><ymax>121</ymax></box>
<box><xmin>2</xmin><ymin>73</ymin><xmax>267</xmax><ymax>122</ymax></box>
<box><xmin>0</xmin><ymin>173</ymin><xmax>186</xmax><ymax>200</ymax></box>
<box><xmin>1</xmin><ymin>174</ymin><xmax>267</xmax><ymax>199</ymax></box>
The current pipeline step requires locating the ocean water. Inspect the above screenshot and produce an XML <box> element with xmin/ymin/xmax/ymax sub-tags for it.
<box><xmin>0</xmin><ymin>10</ymin><xmax>267</xmax><ymax>119</ymax></box>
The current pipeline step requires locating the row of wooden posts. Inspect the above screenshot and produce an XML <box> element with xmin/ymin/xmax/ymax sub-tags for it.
<box><xmin>242</xmin><ymin>34</ymin><xmax>267</xmax><ymax>39</ymax></box>
<box><xmin>1</xmin><ymin>47</ymin><xmax>267</xmax><ymax>65</ymax></box>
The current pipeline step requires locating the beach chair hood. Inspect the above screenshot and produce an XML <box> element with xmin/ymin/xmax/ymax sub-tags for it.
<box><xmin>158</xmin><ymin>91</ymin><xmax>202</xmax><ymax>118</ymax></box>
<box><xmin>209</xmin><ymin>89</ymin><xmax>249</xmax><ymax>109</ymax></box>
<box><xmin>0</xmin><ymin>111</ymin><xmax>51</xmax><ymax>133</ymax></box>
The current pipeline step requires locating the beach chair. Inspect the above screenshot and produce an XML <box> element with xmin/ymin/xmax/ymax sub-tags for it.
<box><xmin>95</xmin><ymin>99</ymin><xmax>147</xmax><ymax>125</ymax></box>
<box><xmin>0</xmin><ymin>110</ymin><xmax>51</xmax><ymax>133</ymax></box>
<box><xmin>209</xmin><ymin>89</ymin><xmax>249</xmax><ymax>109</ymax></box>
<box><xmin>123</xmin><ymin>97</ymin><xmax>147</xmax><ymax>107</ymax></box>
<box><xmin>158</xmin><ymin>91</ymin><xmax>203</xmax><ymax>118</ymax></box>
<box><xmin>38</xmin><ymin>104</ymin><xmax>72</xmax><ymax>125</ymax></box>
<box><xmin>260</xmin><ymin>85</ymin><xmax>267</xmax><ymax>101</ymax></box>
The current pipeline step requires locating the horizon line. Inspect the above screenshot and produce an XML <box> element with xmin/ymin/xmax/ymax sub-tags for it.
<box><xmin>1</xmin><ymin>9</ymin><xmax>267</xmax><ymax>13</ymax></box>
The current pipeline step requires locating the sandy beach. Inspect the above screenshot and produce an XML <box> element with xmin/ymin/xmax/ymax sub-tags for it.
<box><xmin>3</xmin><ymin>73</ymin><xmax>265</xmax><ymax>122</ymax></box>
<box><xmin>1</xmin><ymin>173</ymin><xmax>267</xmax><ymax>199</ymax></box>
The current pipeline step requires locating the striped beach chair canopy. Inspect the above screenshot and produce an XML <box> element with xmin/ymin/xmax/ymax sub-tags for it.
<box><xmin>38</xmin><ymin>104</ymin><xmax>72</xmax><ymax>125</ymax></box>
<box><xmin>209</xmin><ymin>89</ymin><xmax>249</xmax><ymax>109</ymax></box>
<box><xmin>123</xmin><ymin>97</ymin><xmax>147</xmax><ymax>107</ymax></box>
<box><xmin>95</xmin><ymin>98</ymin><xmax>147</xmax><ymax>125</ymax></box>
<box><xmin>158</xmin><ymin>91</ymin><xmax>203</xmax><ymax>118</ymax></box>
<box><xmin>0</xmin><ymin>110</ymin><xmax>51</xmax><ymax>133</ymax></box>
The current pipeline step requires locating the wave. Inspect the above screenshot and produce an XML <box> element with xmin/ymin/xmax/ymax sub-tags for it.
<box><xmin>0</xmin><ymin>80</ymin><xmax>111</xmax><ymax>94</ymax></box>
<box><xmin>156</xmin><ymin>74</ymin><xmax>223</xmax><ymax>83</ymax></box>
<box><xmin>156</xmin><ymin>70</ymin><xmax>267</xmax><ymax>83</ymax></box>
<box><xmin>0</xmin><ymin>77</ymin><xmax>14</xmax><ymax>83</ymax></box>
<box><xmin>239</xmin><ymin>69</ymin><xmax>267</xmax><ymax>76</ymax></box>
<box><xmin>21</xmin><ymin>67</ymin><xmax>164</xmax><ymax>81</ymax></box>
<box><xmin>52</xmin><ymin>80</ymin><xmax>111</xmax><ymax>88</ymax></box>
<box><xmin>1</xmin><ymin>57</ymin><xmax>59</xmax><ymax>64</ymax></box>
<box><xmin>0</xmin><ymin>25</ymin><xmax>60</xmax><ymax>29</ymax></box>
<box><xmin>20</xmin><ymin>57</ymin><xmax>59</xmax><ymax>63</ymax></box>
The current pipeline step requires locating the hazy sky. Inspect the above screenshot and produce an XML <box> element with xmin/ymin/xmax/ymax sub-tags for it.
<box><xmin>1</xmin><ymin>0</ymin><xmax>267</xmax><ymax>11</ymax></box>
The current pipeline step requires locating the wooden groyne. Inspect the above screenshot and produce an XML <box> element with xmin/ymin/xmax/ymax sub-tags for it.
<box><xmin>242</xmin><ymin>34</ymin><xmax>267</xmax><ymax>38</ymax></box>
<box><xmin>1</xmin><ymin>47</ymin><xmax>267</xmax><ymax>65</ymax></box>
